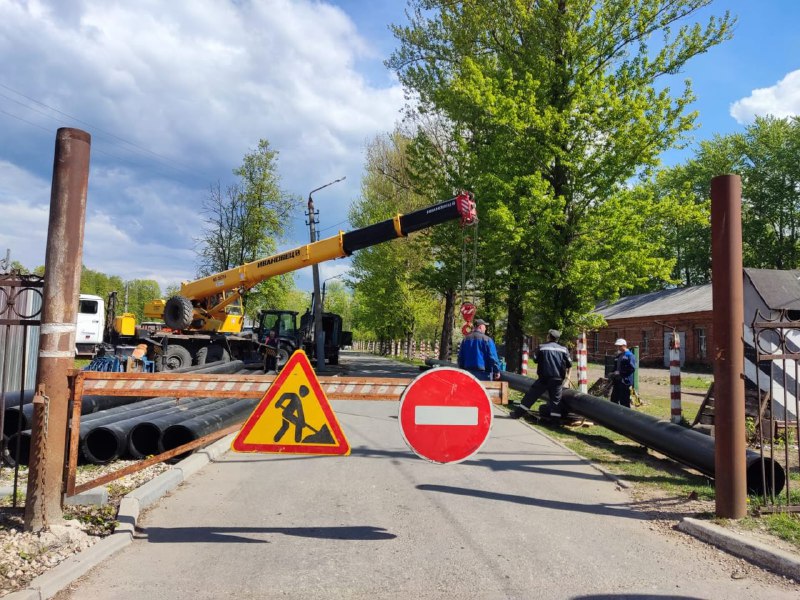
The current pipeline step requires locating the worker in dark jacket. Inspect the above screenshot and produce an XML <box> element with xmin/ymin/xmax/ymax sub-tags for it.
<box><xmin>512</xmin><ymin>329</ymin><xmax>572</xmax><ymax>419</ymax></box>
<box><xmin>457</xmin><ymin>319</ymin><xmax>501</xmax><ymax>381</ymax></box>
<box><xmin>610</xmin><ymin>338</ymin><xmax>637</xmax><ymax>408</ymax></box>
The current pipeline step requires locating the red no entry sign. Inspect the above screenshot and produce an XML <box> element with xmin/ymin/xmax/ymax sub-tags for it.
<box><xmin>398</xmin><ymin>367</ymin><xmax>493</xmax><ymax>464</ymax></box>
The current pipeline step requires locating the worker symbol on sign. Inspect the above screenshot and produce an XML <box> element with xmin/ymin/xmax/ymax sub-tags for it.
<box><xmin>273</xmin><ymin>385</ymin><xmax>334</xmax><ymax>444</ymax></box>
<box><xmin>232</xmin><ymin>350</ymin><xmax>350</xmax><ymax>455</ymax></box>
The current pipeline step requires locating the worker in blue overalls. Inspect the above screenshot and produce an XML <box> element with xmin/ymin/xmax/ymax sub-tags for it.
<box><xmin>457</xmin><ymin>319</ymin><xmax>502</xmax><ymax>381</ymax></box>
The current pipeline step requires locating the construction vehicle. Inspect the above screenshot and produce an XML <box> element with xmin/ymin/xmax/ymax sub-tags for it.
<box><xmin>255</xmin><ymin>307</ymin><xmax>352</xmax><ymax>369</ymax></box>
<box><xmin>92</xmin><ymin>192</ymin><xmax>477</xmax><ymax>371</ymax></box>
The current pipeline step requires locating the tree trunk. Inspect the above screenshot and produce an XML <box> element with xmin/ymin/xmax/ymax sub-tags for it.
<box><xmin>439</xmin><ymin>288</ymin><xmax>457</xmax><ymax>360</ymax></box>
<box><xmin>504</xmin><ymin>278</ymin><xmax>525</xmax><ymax>373</ymax></box>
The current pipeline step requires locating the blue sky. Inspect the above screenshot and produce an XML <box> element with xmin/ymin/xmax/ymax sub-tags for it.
<box><xmin>1</xmin><ymin>1</ymin><xmax>798</xmax><ymax>294</ymax></box>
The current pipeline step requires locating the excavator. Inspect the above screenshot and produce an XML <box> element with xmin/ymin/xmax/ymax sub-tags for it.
<box><xmin>96</xmin><ymin>192</ymin><xmax>477</xmax><ymax>371</ymax></box>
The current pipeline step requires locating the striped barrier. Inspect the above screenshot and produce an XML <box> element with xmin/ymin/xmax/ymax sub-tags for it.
<box><xmin>669</xmin><ymin>331</ymin><xmax>682</xmax><ymax>423</ymax></box>
<box><xmin>577</xmin><ymin>332</ymin><xmax>588</xmax><ymax>394</ymax></box>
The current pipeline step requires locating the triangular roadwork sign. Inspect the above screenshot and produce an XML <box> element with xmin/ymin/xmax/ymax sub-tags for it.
<box><xmin>231</xmin><ymin>349</ymin><xmax>350</xmax><ymax>455</ymax></box>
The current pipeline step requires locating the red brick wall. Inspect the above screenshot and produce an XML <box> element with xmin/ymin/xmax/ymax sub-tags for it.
<box><xmin>586</xmin><ymin>311</ymin><xmax>714</xmax><ymax>368</ymax></box>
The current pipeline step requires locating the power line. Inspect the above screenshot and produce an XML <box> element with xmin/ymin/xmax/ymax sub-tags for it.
<box><xmin>0</xmin><ymin>82</ymin><xmax>209</xmax><ymax>180</ymax></box>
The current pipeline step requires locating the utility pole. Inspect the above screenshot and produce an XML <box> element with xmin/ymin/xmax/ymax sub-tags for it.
<box><xmin>25</xmin><ymin>128</ymin><xmax>91</xmax><ymax>531</ymax></box>
<box><xmin>307</xmin><ymin>177</ymin><xmax>345</xmax><ymax>370</ymax></box>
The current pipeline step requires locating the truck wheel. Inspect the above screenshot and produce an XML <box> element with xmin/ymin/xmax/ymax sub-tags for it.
<box><xmin>195</xmin><ymin>345</ymin><xmax>230</xmax><ymax>366</ymax></box>
<box><xmin>329</xmin><ymin>350</ymin><xmax>339</xmax><ymax>366</ymax></box>
<box><xmin>156</xmin><ymin>345</ymin><xmax>192</xmax><ymax>371</ymax></box>
<box><xmin>276</xmin><ymin>346</ymin><xmax>291</xmax><ymax>369</ymax></box>
<box><xmin>163</xmin><ymin>296</ymin><xmax>194</xmax><ymax>330</ymax></box>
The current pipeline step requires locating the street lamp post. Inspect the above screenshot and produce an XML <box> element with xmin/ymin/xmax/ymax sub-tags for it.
<box><xmin>307</xmin><ymin>177</ymin><xmax>345</xmax><ymax>370</ymax></box>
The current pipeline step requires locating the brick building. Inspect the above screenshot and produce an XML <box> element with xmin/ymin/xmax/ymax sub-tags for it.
<box><xmin>593</xmin><ymin>284</ymin><xmax>713</xmax><ymax>368</ymax></box>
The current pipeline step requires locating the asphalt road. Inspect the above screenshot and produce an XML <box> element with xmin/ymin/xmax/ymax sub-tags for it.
<box><xmin>58</xmin><ymin>353</ymin><xmax>796</xmax><ymax>599</ymax></box>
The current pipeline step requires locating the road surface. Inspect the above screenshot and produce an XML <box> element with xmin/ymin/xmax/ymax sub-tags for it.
<box><xmin>57</xmin><ymin>353</ymin><xmax>796</xmax><ymax>599</ymax></box>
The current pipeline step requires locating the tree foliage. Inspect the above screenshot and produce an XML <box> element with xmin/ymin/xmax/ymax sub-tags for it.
<box><xmin>349</xmin><ymin>132</ymin><xmax>444</xmax><ymax>343</ymax></box>
<box><xmin>652</xmin><ymin>115</ymin><xmax>800</xmax><ymax>282</ymax></box>
<box><xmin>195</xmin><ymin>139</ymin><xmax>300</xmax><ymax>318</ymax></box>
<box><xmin>388</xmin><ymin>0</ymin><xmax>733</xmax><ymax>366</ymax></box>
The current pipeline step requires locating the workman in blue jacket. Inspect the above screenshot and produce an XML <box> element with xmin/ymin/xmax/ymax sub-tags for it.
<box><xmin>512</xmin><ymin>329</ymin><xmax>572</xmax><ymax>419</ymax></box>
<box><xmin>457</xmin><ymin>319</ymin><xmax>501</xmax><ymax>381</ymax></box>
<box><xmin>610</xmin><ymin>338</ymin><xmax>637</xmax><ymax>408</ymax></box>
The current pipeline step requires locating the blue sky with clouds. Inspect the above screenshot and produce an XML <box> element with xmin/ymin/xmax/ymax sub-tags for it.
<box><xmin>1</xmin><ymin>1</ymin><xmax>799</xmax><ymax>294</ymax></box>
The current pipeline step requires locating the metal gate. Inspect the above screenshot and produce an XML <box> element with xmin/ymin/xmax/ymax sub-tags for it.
<box><xmin>750</xmin><ymin>309</ymin><xmax>799</xmax><ymax>510</ymax></box>
<box><xmin>0</xmin><ymin>270</ymin><xmax>44</xmax><ymax>506</ymax></box>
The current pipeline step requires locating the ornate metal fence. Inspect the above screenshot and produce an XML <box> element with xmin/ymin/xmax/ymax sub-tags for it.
<box><xmin>0</xmin><ymin>270</ymin><xmax>44</xmax><ymax>506</ymax></box>
<box><xmin>750</xmin><ymin>309</ymin><xmax>800</xmax><ymax>511</ymax></box>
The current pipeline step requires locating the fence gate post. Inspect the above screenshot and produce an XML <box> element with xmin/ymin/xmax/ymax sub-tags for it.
<box><xmin>25</xmin><ymin>128</ymin><xmax>91</xmax><ymax>531</ymax></box>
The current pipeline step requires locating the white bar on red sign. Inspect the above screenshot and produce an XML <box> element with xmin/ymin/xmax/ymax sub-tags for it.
<box><xmin>415</xmin><ymin>406</ymin><xmax>479</xmax><ymax>426</ymax></box>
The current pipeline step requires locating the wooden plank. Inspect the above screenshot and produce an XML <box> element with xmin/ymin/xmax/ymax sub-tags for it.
<box><xmin>64</xmin><ymin>373</ymin><xmax>84</xmax><ymax>498</ymax></box>
<box><xmin>76</xmin><ymin>372</ymin><xmax>507</xmax><ymax>403</ymax></box>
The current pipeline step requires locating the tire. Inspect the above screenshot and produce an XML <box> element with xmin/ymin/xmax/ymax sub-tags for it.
<box><xmin>276</xmin><ymin>345</ymin><xmax>291</xmax><ymax>370</ymax></box>
<box><xmin>163</xmin><ymin>296</ymin><xmax>194</xmax><ymax>330</ymax></box>
<box><xmin>329</xmin><ymin>349</ymin><xmax>339</xmax><ymax>365</ymax></box>
<box><xmin>155</xmin><ymin>344</ymin><xmax>192</xmax><ymax>371</ymax></box>
<box><xmin>195</xmin><ymin>345</ymin><xmax>230</xmax><ymax>366</ymax></box>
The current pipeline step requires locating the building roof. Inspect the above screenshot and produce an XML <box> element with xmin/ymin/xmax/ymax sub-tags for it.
<box><xmin>595</xmin><ymin>284</ymin><xmax>712</xmax><ymax>320</ymax></box>
<box><xmin>744</xmin><ymin>268</ymin><xmax>800</xmax><ymax>310</ymax></box>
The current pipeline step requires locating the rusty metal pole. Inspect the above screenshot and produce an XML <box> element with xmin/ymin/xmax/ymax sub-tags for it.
<box><xmin>24</xmin><ymin>128</ymin><xmax>91</xmax><ymax>531</ymax></box>
<box><xmin>710</xmin><ymin>174</ymin><xmax>747</xmax><ymax>519</ymax></box>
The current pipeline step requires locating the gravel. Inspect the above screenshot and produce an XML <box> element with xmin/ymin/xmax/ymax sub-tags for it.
<box><xmin>1</xmin><ymin>461</ymin><xmax>170</xmax><ymax>597</ymax></box>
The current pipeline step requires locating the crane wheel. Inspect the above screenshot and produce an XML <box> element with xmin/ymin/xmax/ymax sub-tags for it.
<box><xmin>195</xmin><ymin>345</ymin><xmax>230</xmax><ymax>366</ymax></box>
<box><xmin>164</xmin><ymin>296</ymin><xmax>194</xmax><ymax>330</ymax></box>
<box><xmin>155</xmin><ymin>345</ymin><xmax>192</xmax><ymax>371</ymax></box>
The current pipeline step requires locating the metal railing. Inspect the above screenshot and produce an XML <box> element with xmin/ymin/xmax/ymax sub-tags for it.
<box><xmin>0</xmin><ymin>271</ymin><xmax>43</xmax><ymax>507</ymax></box>
<box><xmin>750</xmin><ymin>309</ymin><xmax>800</xmax><ymax>511</ymax></box>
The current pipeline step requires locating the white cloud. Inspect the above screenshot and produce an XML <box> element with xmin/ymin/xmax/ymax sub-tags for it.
<box><xmin>730</xmin><ymin>69</ymin><xmax>800</xmax><ymax>124</ymax></box>
<box><xmin>0</xmin><ymin>0</ymin><xmax>405</xmax><ymax>290</ymax></box>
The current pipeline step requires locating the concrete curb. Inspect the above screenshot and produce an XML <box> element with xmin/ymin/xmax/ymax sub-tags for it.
<box><xmin>4</xmin><ymin>433</ymin><xmax>236</xmax><ymax>600</ymax></box>
<box><xmin>678</xmin><ymin>517</ymin><xmax>800</xmax><ymax>582</ymax></box>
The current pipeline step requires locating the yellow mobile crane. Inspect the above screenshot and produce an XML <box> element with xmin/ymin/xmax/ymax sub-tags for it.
<box><xmin>100</xmin><ymin>192</ymin><xmax>477</xmax><ymax>371</ymax></box>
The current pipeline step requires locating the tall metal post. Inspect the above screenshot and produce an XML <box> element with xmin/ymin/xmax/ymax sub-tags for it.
<box><xmin>307</xmin><ymin>177</ymin><xmax>345</xmax><ymax>371</ymax></box>
<box><xmin>25</xmin><ymin>128</ymin><xmax>91</xmax><ymax>530</ymax></box>
<box><xmin>710</xmin><ymin>174</ymin><xmax>747</xmax><ymax>519</ymax></box>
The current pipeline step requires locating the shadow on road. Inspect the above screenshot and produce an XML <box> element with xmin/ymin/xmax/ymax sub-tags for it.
<box><xmin>136</xmin><ymin>525</ymin><xmax>396</xmax><ymax>544</ymax></box>
<box><xmin>416</xmin><ymin>483</ymin><xmax>648</xmax><ymax>520</ymax></box>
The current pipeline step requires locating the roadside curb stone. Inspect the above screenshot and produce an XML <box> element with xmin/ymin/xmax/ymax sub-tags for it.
<box><xmin>4</xmin><ymin>433</ymin><xmax>236</xmax><ymax>600</ymax></box>
<box><xmin>678</xmin><ymin>517</ymin><xmax>800</xmax><ymax>582</ymax></box>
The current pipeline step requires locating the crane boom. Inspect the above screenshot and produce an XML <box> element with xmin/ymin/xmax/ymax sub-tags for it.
<box><xmin>182</xmin><ymin>192</ymin><xmax>475</xmax><ymax>300</ymax></box>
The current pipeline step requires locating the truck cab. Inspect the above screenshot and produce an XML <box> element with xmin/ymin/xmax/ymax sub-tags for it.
<box><xmin>76</xmin><ymin>294</ymin><xmax>105</xmax><ymax>357</ymax></box>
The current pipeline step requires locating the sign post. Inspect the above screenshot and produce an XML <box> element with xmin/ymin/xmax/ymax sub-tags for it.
<box><xmin>398</xmin><ymin>367</ymin><xmax>493</xmax><ymax>464</ymax></box>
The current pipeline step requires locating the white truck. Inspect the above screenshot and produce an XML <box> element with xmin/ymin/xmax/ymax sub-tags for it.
<box><xmin>75</xmin><ymin>294</ymin><xmax>105</xmax><ymax>357</ymax></box>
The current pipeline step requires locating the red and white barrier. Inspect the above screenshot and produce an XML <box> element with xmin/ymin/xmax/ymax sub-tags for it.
<box><xmin>577</xmin><ymin>332</ymin><xmax>588</xmax><ymax>393</ymax></box>
<box><xmin>670</xmin><ymin>331</ymin><xmax>682</xmax><ymax>423</ymax></box>
<box><xmin>521</xmin><ymin>347</ymin><xmax>529</xmax><ymax>376</ymax></box>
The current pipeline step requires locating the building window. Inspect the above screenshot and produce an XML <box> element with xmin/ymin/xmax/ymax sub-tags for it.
<box><xmin>642</xmin><ymin>330</ymin><xmax>649</xmax><ymax>355</ymax></box>
<box><xmin>592</xmin><ymin>331</ymin><xmax>599</xmax><ymax>353</ymax></box>
<box><xmin>697</xmin><ymin>327</ymin><xmax>707</xmax><ymax>359</ymax></box>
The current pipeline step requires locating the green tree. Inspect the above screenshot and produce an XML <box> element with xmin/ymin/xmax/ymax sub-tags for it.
<box><xmin>349</xmin><ymin>132</ymin><xmax>443</xmax><ymax>351</ymax></box>
<box><xmin>389</xmin><ymin>0</ymin><xmax>733</xmax><ymax>370</ymax></box>
<box><xmin>653</xmin><ymin>115</ymin><xmax>800</xmax><ymax>279</ymax></box>
<box><xmin>195</xmin><ymin>139</ymin><xmax>300</xmax><ymax>319</ymax></box>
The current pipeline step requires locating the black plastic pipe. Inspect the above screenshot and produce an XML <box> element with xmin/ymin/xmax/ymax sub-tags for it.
<box><xmin>4</xmin><ymin>393</ymin><xmax>149</xmax><ymax>437</ymax></box>
<box><xmin>160</xmin><ymin>399</ymin><xmax>257</xmax><ymax>459</ymax></box>
<box><xmin>170</xmin><ymin>360</ymin><xmax>244</xmax><ymax>374</ymax></box>
<box><xmin>127</xmin><ymin>398</ymin><xmax>233</xmax><ymax>459</ymax></box>
<box><xmin>424</xmin><ymin>359</ymin><xmax>786</xmax><ymax>496</ymax></box>
<box><xmin>2</xmin><ymin>389</ymin><xmax>35</xmax><ymax>410</ymax></box>
<box><xmin>82</xmin><ymin>397</ymin><xmax>221</xmax><ymax>464</ymax></box>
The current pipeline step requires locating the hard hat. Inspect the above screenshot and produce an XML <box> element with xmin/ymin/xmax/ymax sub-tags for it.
<box><xmin>614</xmin><ymin>338</ymin><xmax>627</xmax><ymax>346</ymax></box>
